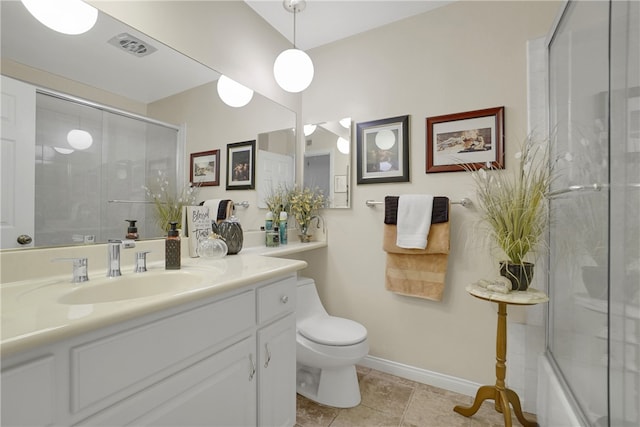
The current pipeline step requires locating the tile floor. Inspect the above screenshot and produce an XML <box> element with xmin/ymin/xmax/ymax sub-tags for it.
<box><xmin>295</xmin><ymin>366</ymin><xmax>537</xmax><ymax>427</ymax></box>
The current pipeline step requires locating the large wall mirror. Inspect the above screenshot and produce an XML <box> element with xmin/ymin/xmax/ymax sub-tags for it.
<box><xmin>303</xmin><ymin>118</ymin><xmax>351</xmax><ymax>208</ymax></box>
<box><xmin>1</xmin><ymin>1</ymin><xmax>295</xmax><ymax>249</ymax></box>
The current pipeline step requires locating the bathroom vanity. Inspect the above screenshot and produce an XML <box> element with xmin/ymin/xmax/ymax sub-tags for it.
<box><xmin>1</xmin><ymin>248</ymin><xmax>309</xmax><ymax>426</ymax></box>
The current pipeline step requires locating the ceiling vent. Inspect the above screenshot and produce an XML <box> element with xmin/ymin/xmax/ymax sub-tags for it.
<box><xmin>108</xmin><ymin>33</ymin><xmax>157</xmax><ymax>58</ymax></box>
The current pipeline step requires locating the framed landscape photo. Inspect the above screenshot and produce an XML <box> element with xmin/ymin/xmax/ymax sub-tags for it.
<box><xmin>226</xmin><ymin>140</ymin><xmax>255</xmax><ymax>190</ymax></box>
<box><xmin>356</xmin><ymin>115</ymin><xmax>410</xmax><ymax>184</ymax></box>
<box><xmin>190</xmin><ymin>149</ymin><xmax>220</xmax><ymax>186</ymax></box>
<box><xmin>426</xmin><ymin>106</ymin><xmax>504</xmax><ymax>173</ymax></box>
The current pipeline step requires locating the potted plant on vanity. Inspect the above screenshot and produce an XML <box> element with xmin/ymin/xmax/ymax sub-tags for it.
<box><xmin>288</xmin><ymin>186</ymin><xmax>325</xmax><ymax>242</ymax></box>
<box><xmin>143</xmin><ymin>170</ymin><xmax>200</xmax><ymax>233</ymax></box>
<box><xmin>469</xmin><ymin>136</ymin><xmax>553</xmax><ymax>291</ymax></box>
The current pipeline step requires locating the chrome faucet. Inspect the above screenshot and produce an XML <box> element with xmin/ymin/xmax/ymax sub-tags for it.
<box><xmin>53</xmin><ymin>257</ymin><xmax>89</xmax><ymax>283</ymax></box>
<box><xmin>107</xmin><ymin>240</ymin><xmax>123</xmax><ymax>277</ymax></box>
<box><xmin>107</xmin><ymin>239</ymin><xmax>137</xmax><ymax>277</ymax></box>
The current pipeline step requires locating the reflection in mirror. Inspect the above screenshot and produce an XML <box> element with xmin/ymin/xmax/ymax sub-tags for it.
<box><xmin>256</xmin><ymin>128</ymin><xmax>296</xmax><ymax>209</ymax></box>
<box><xmin>1</xmin><ymin>1</ymin><xmax>296</xmax><ymax>247</ymax></box>
<box><xmin>303</xmin><ymin>118</ymin><xmax>351</xmax><ymax>208</ymax></box>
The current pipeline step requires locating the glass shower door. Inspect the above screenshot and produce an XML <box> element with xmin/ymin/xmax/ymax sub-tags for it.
<box><xmin>547</xmin><ymin>1</ymin><xmax>610</xmax><ymax>424</ymax></box>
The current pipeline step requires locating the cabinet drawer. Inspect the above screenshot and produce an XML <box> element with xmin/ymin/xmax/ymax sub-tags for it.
<box><xmin>257</xmin><ymin>276</ymin><xmax>296</xmax><ymax>324</ymax></box>
<box><xmin>71</xmin><ymin>290</ymin><xmax>255</xmax><ymax>413</ymax></box>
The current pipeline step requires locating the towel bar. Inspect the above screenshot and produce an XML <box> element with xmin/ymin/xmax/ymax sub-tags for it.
<box><xmin>234</xmin><ymin>201</ymin><xmax>250</xmax><ymax>208</ymax></box>
<box><xmin>365</xmin><ymin>198</ymin><xmax>472</xmax><ymax>208</ymax></box>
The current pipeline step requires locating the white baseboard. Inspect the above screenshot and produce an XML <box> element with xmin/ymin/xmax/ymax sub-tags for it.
<box><xmin>360</xmin><ymin>355</ymin><xmax>481</xmax><ymax>397</ymax></box>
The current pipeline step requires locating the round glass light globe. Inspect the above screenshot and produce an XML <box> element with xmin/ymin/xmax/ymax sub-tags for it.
<box><xmin>303</xmin><ymin>124</ymin><xmax>317</xmax><ymax>136</ymax></box>
<box><xmin>67</xmin><ymin>129</ymin><xmax>93</xmax><ymax>150</ymax></box>
<box><xmin>53</xmin><ymin>147</ymin><xmax>74</xmax><ymax>155</ymax></box>
<box><xmin>273</xmin><ymin>49</ymin><xmax>314</xmax><ymax>93</ymax></box>
<box><xmin>337</xmin><ymin>137</ymin><xmax>350</xmax><ymax>154</ymax></box>
<box><xmin>21</xmin><ymin>0</ymin><xmax>98</xmax><ymax>35</ymax></box>
<box><xmin>375</xmin><ymin>129</ymin><xmax>396</xmax><ymax>150</ymax></box>
<box><xmin>217</xmin><ymin>75</ymin><xmax>254</xmax><ymax>108</ymax></box>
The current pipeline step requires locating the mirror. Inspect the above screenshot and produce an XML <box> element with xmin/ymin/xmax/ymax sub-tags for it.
<box><xmin>303</xmin><ymin>118</ymin><xmax>351</xmax><ymax>208</ymax></box>
<box><xmin>1</xmin><ymin>2</ymin><xmax>295</xmax><ymax>248</ymax></box>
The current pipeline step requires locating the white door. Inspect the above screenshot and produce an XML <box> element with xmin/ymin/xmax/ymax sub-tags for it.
<box><xmin>1</xmin><ymin>76</ymin><xmax>35</xmax><ymax>249</ymax></box>
<box><xmin>257</xmin><ymin>150</ymin><xmax>294</xmax><ymax>208</ymax></box>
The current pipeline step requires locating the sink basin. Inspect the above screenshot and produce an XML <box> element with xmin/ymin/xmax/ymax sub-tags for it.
<box><xmin>58</xmin><ymin>270</ymin><xmax>207</xmax><ymax>304</ymax></box>
<box><xmin>17</xmin><ymin>269</ymin><xmax>210</xmax><ymax>305</ymax></box>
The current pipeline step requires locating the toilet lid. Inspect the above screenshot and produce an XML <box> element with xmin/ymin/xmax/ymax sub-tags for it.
<box><xmin>298</xmin><ymin>316</ymin><xmax>367</xmax><ymax>346</ymax></box>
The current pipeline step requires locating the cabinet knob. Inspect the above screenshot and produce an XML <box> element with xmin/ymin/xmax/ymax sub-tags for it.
<box><xmin>281</xmin><ymin>295</ymin><xmax>289</xmax><ymax>304</ymax></box>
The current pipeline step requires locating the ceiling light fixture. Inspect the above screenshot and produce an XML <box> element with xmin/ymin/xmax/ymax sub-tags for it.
<box><xmin>67</xmin><ymin>129</ymin><xmax>93</xmax><ymax>150</ymax></box>
<box><xmin>273</xmin><ymin>0</ymin><xmax>314</xmax><ymax>93</ymax></box>
<box><xmin>217</xmin><ymin>75</ymin><xmax>254</xmax><ymax>108</ymax></box>
<box><xmin>20</xmin><ymin>0</ymin><xmax>98</xmax><ymax>35</ymax></box>
<box><xmin>375</xmin><ymin>129</ymin><xmax>396</xmax><ymax>150</ymax></box>
<box><xmin>303</xmin><ymin>124</ymin><xmax>317</xmax><ymax>136</ymax></box>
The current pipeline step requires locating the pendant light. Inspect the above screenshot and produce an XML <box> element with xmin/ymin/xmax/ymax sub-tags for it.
<box><xmin>217</xmin><ymin>75</ymin><xmax>254</xmax><ymax>108</ymax></box>
<box><xmin>20</xmin><ymin>0</ymin><xmax>98</xmax><ymax>35</ymax></box>
<box><xmin>273</xmin><ymin>0</ymin><xmax>314</xmax><ymax>93</ymax></box>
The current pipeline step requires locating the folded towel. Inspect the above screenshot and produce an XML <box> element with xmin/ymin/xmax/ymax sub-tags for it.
<box><xmin>396</xmin><ymin>195</ymin><xmax>433</xmax><ymax>249</ymax></box>
<box><xmin>385</xmin><ymin>252</ymin><xmax>449</xmax><ymax>301</ymax></box>
<box><xmin>383</xmin><ymin>223</ymin><xmax>450</xmax><ymax>255</ymax></box>
<box><xmin>384</xmin><ymin>196</ymin><xmax>449</xmax><ymax>224</ymax></box>
<box><xmin>202</xmin><ymin>199</ymin><xmax>234</xmax><ymax>223</ymax></box>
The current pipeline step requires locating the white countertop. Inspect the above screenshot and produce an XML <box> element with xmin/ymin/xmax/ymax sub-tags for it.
<box><xmin>1</xmin><ymin>252</ymin><xmax>309</xmax><ymax>357</ymax></box>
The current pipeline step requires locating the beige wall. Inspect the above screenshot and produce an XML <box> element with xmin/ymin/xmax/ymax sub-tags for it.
<box><xmin>297</xmin><ymin>1</ymin><xmax>561</xmax><ymax>385</ymax></box>
<box><xmin>94</xmin><ymin>0</ymin><xmax>561</xmax><ymax>385</ymax></box>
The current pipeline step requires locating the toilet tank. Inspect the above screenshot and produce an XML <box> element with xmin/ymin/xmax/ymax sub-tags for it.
<box><xmin>296</xmin><ymin>277</ymin><xmax>328</xmax><ymax>321</ymax></box>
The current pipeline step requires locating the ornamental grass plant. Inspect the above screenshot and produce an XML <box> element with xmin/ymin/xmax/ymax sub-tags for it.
<box><xmin>143</xmin><ymin>170</ymin><xmax>200</xmax><ymax>232</ymax></box>
<box><xmin>288</xmin><ymin>186</ymin><xmax>325</xmax><ymax>232</ymax></box>
<box><xmin>469</xmin><ymin>136</ymin><xmax>553</xmax><ymax>266</ymax></box>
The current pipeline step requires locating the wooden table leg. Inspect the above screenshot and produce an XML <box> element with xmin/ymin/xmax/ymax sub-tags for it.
<box><xmin>454</xmin><ymin>302</ymin><xmax>538</xmax><ymax>427</ymax></box>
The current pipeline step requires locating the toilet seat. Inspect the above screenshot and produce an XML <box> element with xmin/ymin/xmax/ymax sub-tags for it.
<box><xmin>298</xmin><ymin>316</ymin><xmax>367</xmax><ymax>346</ymax></box>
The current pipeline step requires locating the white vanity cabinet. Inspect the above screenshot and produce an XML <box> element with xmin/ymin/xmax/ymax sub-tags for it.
<box><xmin>1</xmin><ymin>273</ymin><xmax>298</xmax><ymax>427</ymax></box>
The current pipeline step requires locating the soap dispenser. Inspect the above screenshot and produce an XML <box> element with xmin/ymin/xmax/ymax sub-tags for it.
<box><xmin>125</xmin><ymin>219</ymin><xmax>139</xmax><ymax>240</ymax></box>
<box><xmin>165</xmin><ymin>221</ymin><xmax>181</xmax><ymax>269</ymax></box>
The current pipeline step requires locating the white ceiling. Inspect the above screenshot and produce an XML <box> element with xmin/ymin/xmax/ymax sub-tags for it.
<box><xmin>1</xmin><ymin>1</ymin><xmax>453</xmax><ymax>104</ymax></box>
<box><xmin>244</xmin><ymin>0</ymin><xmax>455</xmax><ymax>51</ymax></box>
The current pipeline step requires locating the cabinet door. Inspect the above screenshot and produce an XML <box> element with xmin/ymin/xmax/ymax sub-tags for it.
<box><xmin>81</xmin><ymin>336</ymin><xmax>257</xmax><ymax>427</ymax></box>
<box><xmin>257</xmin><ymin>314</ymin><xmax>296</xmax><ymax>427</ymax></box>
<box><xmin>1</xmin><ymin>355</ymin><xmax>55</xmax><ymax>426</ymax></box>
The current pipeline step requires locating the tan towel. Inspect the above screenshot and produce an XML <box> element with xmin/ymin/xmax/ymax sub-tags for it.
<box><xmin>383</xmin><ymin>223</ymin><xmax>450</xmax><ymax>255</ymax></box>
<box><xmin>385</xmin><ymin>253</ymin><xmax>449</xmax><ymax>301</ymax></box>
<box><xmin>383</xmin><ymin>220</ymin><xmax>450</xmax><ymax>301</ymax></box>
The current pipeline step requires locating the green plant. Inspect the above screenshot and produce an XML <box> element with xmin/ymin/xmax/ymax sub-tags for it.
<box><xmin>468</xmin><ymin>136</ymin><xmax>553</xmax><ymax>265</ymax></box>
<box><xmin>143</xmin><ymin>170</ymin><xmax>200</xmax><ymax>232</ymax></box>
<box><xmin>288</xmin><ymin>186</ymin><xmax>325</xmax><ymax>232</ymax></box>
<box><xmin>263</xmin><ymin>184</ymin><xmax>291</xmax><ymax>221</ymax></box>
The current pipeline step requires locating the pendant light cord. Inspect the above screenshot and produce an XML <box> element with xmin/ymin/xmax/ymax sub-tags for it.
<box><xmin>293</xmin><ymin>6</ymin><xmax>297</xmax><ymax>49</ymax></box>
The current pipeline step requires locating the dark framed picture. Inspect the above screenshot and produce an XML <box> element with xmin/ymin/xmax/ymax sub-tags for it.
<box><xmin>190</xmin><ymin>149</ymin><xmax>220</xmax><ymax>186</ymax></box>
<box><xmin>426</xmin><ymin>106</ymin><xmax>504</xmax><ymax>173</ymax></box>
<box><xmin>226</xmin><ymin>140</ymin><xmax>255</xmax><ymax>190</ymax></box>
<box><xmin>356</xmin><ymin>115</ymin><xmax>410</xmax><ymax>184</ymax></box>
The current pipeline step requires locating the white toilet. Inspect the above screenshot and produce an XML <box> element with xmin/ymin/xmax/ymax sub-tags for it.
<box><xmin>295</xmin><ymin>276</ymin><xmax>369</xmax><ymax>408</ymax></box>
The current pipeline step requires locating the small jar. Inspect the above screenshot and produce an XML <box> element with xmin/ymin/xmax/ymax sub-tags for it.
<box><xmin>197</xmin><ymin>233</ymin><xmax>228</xmax><ymax>259</ymax></box>
<box><xmin>265</xmin><ymin>229</ymin><xmax>280</xmax><ymax>247</ymax></box>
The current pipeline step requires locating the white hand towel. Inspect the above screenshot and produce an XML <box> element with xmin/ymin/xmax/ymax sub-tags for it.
<box><xmin>396</xmin><ymin>194</ymin><xmax>433</xmax><ymax>249</ymax></box>
<box><xmin>203</xmin><ymin>199</ymin><xmax>222</xmax><ymax>222</ymax></box>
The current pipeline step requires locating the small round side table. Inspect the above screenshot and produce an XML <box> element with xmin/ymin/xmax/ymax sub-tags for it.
<box><xmin>453</xmin><ymin>283</ymin><xmax>549</xmax><ymax>427</ymax></box>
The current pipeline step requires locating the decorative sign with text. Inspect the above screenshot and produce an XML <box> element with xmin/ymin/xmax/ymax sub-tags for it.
<box><xmin>184</xmin><ymin>206</ymin><xmax>211</xmax><ymax>257</ymax></box>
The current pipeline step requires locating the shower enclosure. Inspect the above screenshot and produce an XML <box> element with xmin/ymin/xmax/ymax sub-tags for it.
<box><xmin>543</xmin><ymin>0</ymin><xmax>639</xmax><ymax>425</ymax></box>
<box><xmin>34</xmin><ymin>91</ymin><xmax>181</xmax><ymax>246</ymax></box>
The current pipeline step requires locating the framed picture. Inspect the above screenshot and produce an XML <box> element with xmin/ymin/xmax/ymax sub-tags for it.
<box><xmin>356</xmin><ymin>115</ymin><xmax>410</xmax><ymax>184</ymax></box>
<box><xmin>226</xmin><ymin>140</ymin><xmax>255</xmax><ymax>190</ymax></box>
<box><xmin>426</xmin><ymin>106</ymin><xmax>504</xmax><ymax>173</ymax></box>
<box><xmin>190</xmin><ymin>149</ymin><xmax>220</xmax><ymax>186</ymax></box>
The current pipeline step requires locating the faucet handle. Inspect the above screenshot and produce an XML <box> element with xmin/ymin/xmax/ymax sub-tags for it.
<box><xmin>52</xmin><ymin>257</ymin><xmax>89</xmax><ymax>283</ymax></box>
<box><xmin>134</xmin><ymin>251</ymin><xmax>151</xmax><ymax>273</ymax></box>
